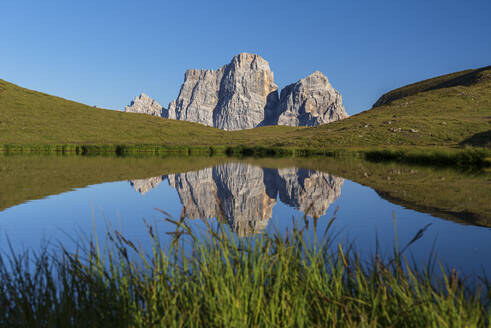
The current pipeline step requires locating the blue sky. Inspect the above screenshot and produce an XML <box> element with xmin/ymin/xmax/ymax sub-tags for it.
<box><xmin>1</xmin><ymin>0</ymin><xmax>490</xmax><ymax>115</ymax></box>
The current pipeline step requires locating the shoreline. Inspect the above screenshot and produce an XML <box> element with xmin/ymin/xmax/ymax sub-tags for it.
<box><xmin>1</xmin><ymin>144</ymin><xmax>488</xmax><ymax>168</ymax></box>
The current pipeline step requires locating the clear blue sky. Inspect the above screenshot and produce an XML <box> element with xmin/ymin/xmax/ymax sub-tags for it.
<box><xmin>1</xmin><ymin>0</ymin><xmax>490</xmax><ymax>115</ymax></box>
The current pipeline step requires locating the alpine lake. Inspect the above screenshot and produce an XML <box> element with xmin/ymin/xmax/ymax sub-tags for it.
<box><xmin>1</xmin><ymin>154</ymin><xmax>490</xmax><ymax>280</ymax></box>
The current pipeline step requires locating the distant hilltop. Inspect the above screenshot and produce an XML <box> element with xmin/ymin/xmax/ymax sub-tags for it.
<box><xmin>125</xmin><ymin>53</ymin><xmax>348</xmax><ymax>130</ymax></box>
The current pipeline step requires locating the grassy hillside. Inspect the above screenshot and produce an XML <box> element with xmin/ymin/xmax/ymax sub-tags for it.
<box><xmin>255</xmin><ymin>66</ymin><xmax>490</xmax><ymax>149</ymax></box>
<box><xmin>1</xmin><ymin>65</ymin><xmax>490</xmax><ymax>150</ymax></box>
<box><xmin>0</xmin><ymin>79</ymin><xmax>225</xmax><ymax>145</ymax></box>
<box><xmin>373</xmin><ymin>65</ymin><xmax>491</xmax><ymax>107</ymax></box>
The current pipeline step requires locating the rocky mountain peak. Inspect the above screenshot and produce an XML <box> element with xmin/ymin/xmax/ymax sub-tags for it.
<box><xmin>125</xmin><ymin>93</ymin><xmax>166</xmax><ymax>117</ymax></box>
<box><xmin>168</xmin><ymin>53</ymin><xmax>279</xmax><ymax>130</ymax></box>
<box><xmin>231</xmin><ymin>53</ymin><xmax>272</xmax><ymax>71</ymax></box>
<box><xmin>128</xmin><ymin>54</ymin><xmax>348</xmax><ymax>129</ymax></box>
<box><xmin>276</xmin><ymin>70</ymin><xmax>348</xmax><ymax>126</ymax></box>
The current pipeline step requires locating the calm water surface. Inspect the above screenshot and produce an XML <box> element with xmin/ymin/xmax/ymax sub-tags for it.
<box><xmin>0</xmin><ymin>158</ymin><xmax>490</xmax><ymax>278</ymax></box>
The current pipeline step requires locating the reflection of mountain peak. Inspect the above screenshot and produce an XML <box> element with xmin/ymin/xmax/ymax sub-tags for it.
<box><xmin>130</xmin><ymin>163</ymin><xmax>344</xmax><ymax>235</ymax></box>
<box><xmin>130</xmin><ymin>176</ymin><xmax>165</xmax><ymax>195</ymax></box>
<box><xmin>213</xmin><ymin>163</ymin><xmax>276</xmax><ymax>236</ymax></box>
<box><xmin>276</xmin><ymin>168</ymin><xmax>343</xmax><ymax>218</ymax></box>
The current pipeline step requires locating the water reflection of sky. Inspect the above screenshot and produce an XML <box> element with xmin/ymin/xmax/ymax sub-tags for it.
<box><xmin>0</xmin><ymin>164</ymin><xmax>490</xmax><ymax>280</ymax></box>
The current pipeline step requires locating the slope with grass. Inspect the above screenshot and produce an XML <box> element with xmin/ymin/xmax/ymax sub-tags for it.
<box><xmin>255</xmin><ymin>65</ymin><xmax>491</xmax><ymax>150</ymax></box>
<box><xmin>1</xmin><ymin>65</ymin><xmax>490</xmax><ymax>151</ymax></box>
<box><xmin>0</xmin><ymin>78</ymin><xmax>225</xmax><ymax>146</ymax></box>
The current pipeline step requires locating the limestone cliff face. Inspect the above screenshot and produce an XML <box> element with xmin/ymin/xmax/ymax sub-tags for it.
<box><xmin>213</xmin><ymin>53</ymin><xmax>279</xmax><ymax>130</ymax></box>
<box><xmin>134</xmin><ymin>163</ymin><xmax>344</xmax><ymax>235</ymax></box>
<box><xmin>169</xmin><ymin>53</ymin><xmax>279</xmax><ymax>130</ymax></box>
<box><xmin>277</xmin><ymin>71</ymin><xmax>348</xmax><ymax>126</ymax></box>
<box><xmin>125</xmin><ymin>93</ymin><xmax>167</xmax><ymax>117</ymax></box>
<box><xmin>167</xmin><ymin>69</ymin><xmax>224</xmax><ymax>126</ymax></box>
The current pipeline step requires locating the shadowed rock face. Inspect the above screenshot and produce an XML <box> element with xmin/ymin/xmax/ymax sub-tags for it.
<box><xmin>125</xmin><ymin>93</ymin><xmax>166</xmax><ymax>117</ymax></box>
<box><xmin>130</xmin><ymin>163</ymin><xmax>344</xmax><ymax>235</ymax></box>
<box><xmin>277</xmin><ymin>71</ymin><xmax>348</xmax><ymax>126</ymax></box>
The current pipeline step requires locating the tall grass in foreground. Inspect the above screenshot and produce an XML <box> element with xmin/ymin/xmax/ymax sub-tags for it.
<box><xmin>0</xmin><ymin>215</ymin><xmax>489</xmax><ymax>327</ymax></box>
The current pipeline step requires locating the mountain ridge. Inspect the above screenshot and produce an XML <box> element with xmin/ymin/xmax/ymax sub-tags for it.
<box><xmin>127</xmin><ymin>53</ymin><xmax>348</xmax><ymax>130</ymax></box>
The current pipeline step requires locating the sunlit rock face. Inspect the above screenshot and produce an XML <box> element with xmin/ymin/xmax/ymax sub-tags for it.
<box><xmin>167</xmin><ymin>69</ymin><xmax>223</xmax><ymax>126</ymax></box>
<box><xmin>169</xmin><ymin>53</ymin><xmax>279</xmax><ymax>130</ymax></box>
<box><xmin>212</xmin><ymin>53</ymin><xmax>280</xmax><ymax>130</ymax></box>
<box><xmin>125</xmin><ymin>93</ymin><xmax>167</xmax><ymax>117</ymax></box>
<box><xmin>276</xmin><ymin>71</ymin><xmax>348</xmax><ymax>126</ymax></box>
<box><xmin>131</xmin><ymin>164</ymin><xmax>344</xmax><ymax>235</ymax></box>
<box><xmin>130</xmin><ymin>176</ymin><xmax>165</xmax><ymax>195</ymax></box>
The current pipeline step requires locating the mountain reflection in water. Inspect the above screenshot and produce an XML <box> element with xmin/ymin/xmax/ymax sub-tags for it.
<box><xmin>130</xmin><ymin>163</ymin><xmax>343</xmax><ymax>236</ymax></box>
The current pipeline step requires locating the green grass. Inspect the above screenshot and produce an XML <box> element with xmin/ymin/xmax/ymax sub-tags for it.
<box><xmin>364</xmin><ymin>148</ymin><xmax>488</xmax><ymax>168</ymax></box>
<box><xmin>373</xmin><ymin>65</ymin><xmax>491</xmax><ymax>107</ymax></box>
<box><xmin>1</xmin><ymin>65</ymin><xmax>490</xmax><ymax>155</ymax></box>
<box><xmin>0</xmin><ymin>216</ymin><xmax>488</xmax><ymax>327</ymax></box>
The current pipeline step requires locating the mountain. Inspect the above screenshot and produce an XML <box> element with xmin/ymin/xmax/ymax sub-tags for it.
<box><xmin>276</xmin><ymin>71</ymin><xmax>348</xmax><ymax>126</ymax></box>
<box><xmin>169</xmin><ymin>53</ymin><xmax>281</xmax><ymax>130</ymax></box>
<box><xmin>125</xmin><ymin>93</ymin><xmax>166</xmax><ymax>117</ymax></box>
<box><xmin>130</xmin><ymin>53</ymin><xmax>348</xmax><ymax>130</ymax></box>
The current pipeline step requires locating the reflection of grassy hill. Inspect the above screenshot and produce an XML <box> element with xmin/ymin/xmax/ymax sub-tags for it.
<box><xmin>1</xmin><ymin>65</ymin><xmax>490</xmax><ymax>151</ymax></box>
<box><xmin>245</xmin><ymin>157</ymin><xmax>491</xmax><ymax>227</ymax></box>
<box><xmin>0</xmin><ymin>155</ymin><xmax>228</xmax><ymax>212</ymax></box>
<box><xmin>1</xmin><ymin>155</ymin><xmax>489</xmax><ymax>228</ymax></box>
